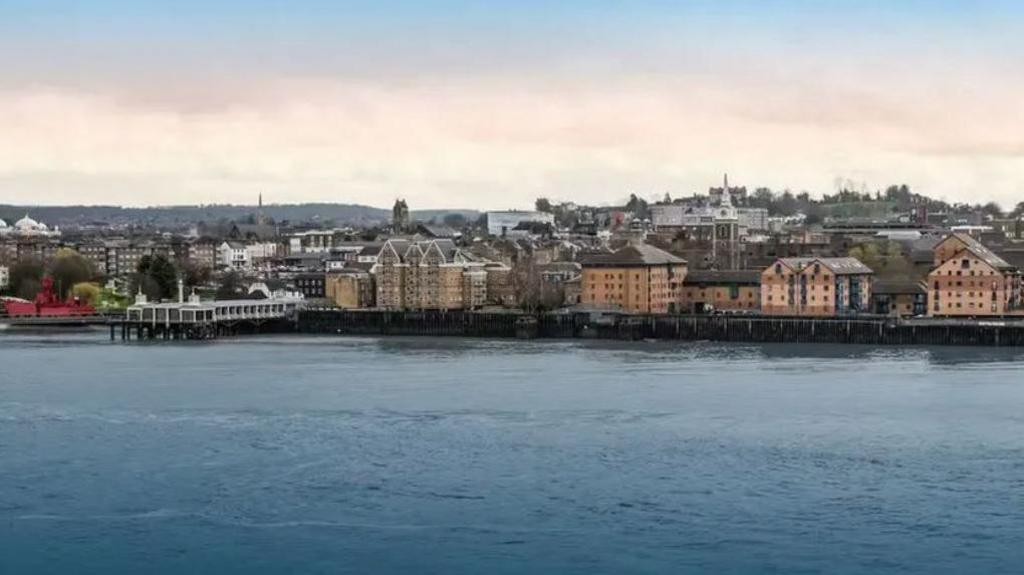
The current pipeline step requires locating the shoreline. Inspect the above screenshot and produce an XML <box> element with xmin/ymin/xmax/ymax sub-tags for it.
<box><xmin>296</xmin><ymin>310</ymin><xmax>1024</xmax><ymax>348</ymax></box>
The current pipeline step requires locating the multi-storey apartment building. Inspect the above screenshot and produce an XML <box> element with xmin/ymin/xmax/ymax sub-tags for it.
<box><xmin>186</xmin><ymin>239</ymin><xmax>219</xmax><ymax>270</ymax></box>
<box><xmin>761</xmin><ymin>257</ymin><xmax>873</xmax><ymax>316</ymax></box>
<box><xmin>680</xmin><ymin>270</ymin><xmax>761</xmax><ymax>313</ymax></box>
<box><xmin>578</xmin><ymin>243</ymin><xmax>687</xmax><ymax>313</ymax></box>
<box><xmin>374</xmin><ymin>239</ymin><xmax>487</xmax><ymax>310</ymax></box>
<box><xmin>928</xmin><ymin>233</ymin><xmax>1020</xmax><ymax>316</ymax></box>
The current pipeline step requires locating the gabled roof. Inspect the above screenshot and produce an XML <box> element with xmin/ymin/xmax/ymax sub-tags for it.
<box><xmin>942</xmin><ymin>232</ymin><xmax>1015</xmax><ymax>271</ymax></box>
<box><xmin>381</xmin><ymin>238</ymin><xmax>463</xmax><ymax>264</ymax></box>
<box><xmin>579</xmin><ymin>243</ymin><xmax>686</xmax><ymax>267</ymax></box>
<box><xmin>775</xmin><ymin>257</ymin><xmax>873</xmax><ymax>275</ymax></box>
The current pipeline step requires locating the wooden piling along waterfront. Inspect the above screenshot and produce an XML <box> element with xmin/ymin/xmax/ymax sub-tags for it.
<box><xmin>295</xmin><ymin>309</ymin><xmax>1024</xmax><ymax>347</ymax></box>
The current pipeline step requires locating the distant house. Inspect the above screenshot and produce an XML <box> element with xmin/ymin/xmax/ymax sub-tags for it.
<box><xmin>217</xmin><ymin>241</ymin><xmax>250</xmax><ymax>270</ymax></box>
<box><xmin>761</xmin><ymin>257</ymin><xmax>873</xmax><ymax>316</ymax></box>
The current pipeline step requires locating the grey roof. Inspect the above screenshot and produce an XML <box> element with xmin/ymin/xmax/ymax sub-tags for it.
<box><xmin>579</xmin><ymin>243</ymin><xmax>686</xmax><ymax>267</ymax></box>
<box><xmin>684</xmin><ymin>270</ymin><xmax>761</xmax><ymax>285</ymax></box>
<box><xmin>946</xmin><ymin>233</ymin><xmax>1015</xmax><ymax>271</ymax></box>
<box><xmin>539</xmin><ymin>262</ymin><xmax>583</xmax><ymax>273</ymax></box>
<box><xmin>777</xmin><ymin>257</ymin><xmax>873</xmax><ymax>275</ymax></box>
<box><xmin>417</xmin><ymin>223</ymin><xmax>459</xmax><ymax>238</ymax></box>
<box><xmin>432</xmin><ymin>239</ymin><xmax>459</xmax><ymax>262</ymax></box>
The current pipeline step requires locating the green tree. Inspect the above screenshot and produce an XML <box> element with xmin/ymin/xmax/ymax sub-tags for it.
<box><xmin>624</xmin><ymin>193</ymin><xmax>649</xmax><ymax>219</ymax></box>
<box><xmin>182</xmin><ymin>261</ymin><xmax>212</xmax><ymax>289</ymax></box>
<box><xmin>7</xmin><ymin>259</ymin><xmax>45</xmax><ymax>299</ymax></box>
<box><xmin>133</xmin><ymin>254</ymin><xmax>179</xmax><ymax>300</ymax></box>
<box><xmin>49</xmin><ymin>249</ymin><xmax>96</xmax><ymax>298</ymax></box>
<box><xmin>535</xmin><ymin>198</ymin><xmax>553</xmax><ymax>213</ymax></box>
<box><xmin>71</xmin><ymin>282</ymin><xmax>101</xmax><ymax>306</ymax></box>
<box><xmin>848</xmin><ymin>243</ymin><xmax>883</xmax><ymax>272</ymax></box>
<box><xmin>215</xmin><ymin>271</ymin><xmax>245</xmax><ymax>300</ymax></box>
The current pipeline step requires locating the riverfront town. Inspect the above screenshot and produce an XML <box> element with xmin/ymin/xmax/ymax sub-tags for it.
<box><xmin>2</xmin><ymin>177</ymin><xmax>1024</xmax><ymax>323</ymax></box>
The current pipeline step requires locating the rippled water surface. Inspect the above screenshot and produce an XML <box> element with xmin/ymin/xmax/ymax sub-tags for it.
<box><xmin>3</xmin><ymin>331</ymin><xmax>1024</xmax><ymax>573</ymax></box>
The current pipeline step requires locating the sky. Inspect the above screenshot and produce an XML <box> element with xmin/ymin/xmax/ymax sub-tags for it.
<box><xmin>1</xmin><ymin>0</ymin><xmax>1023</xmax><ymax>210</ymax></box>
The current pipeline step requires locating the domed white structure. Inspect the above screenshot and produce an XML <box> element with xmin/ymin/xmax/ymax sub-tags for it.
<box><xmin>16</xmin><ymin>214</ymin><xmax>42</xmax><ymax>231</ymax></box>
<box><xmin>9</xmin><ymin>214</ymin><xmax>59</xmax><ymax>237</ymax></box>
<box><xmin>0</xmin><ymin>217</ymin><xmax>7</xmax><ymax>228</ymax></box>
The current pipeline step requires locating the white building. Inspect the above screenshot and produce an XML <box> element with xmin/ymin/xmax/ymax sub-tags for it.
<box><xmin>0</xmin><ymin>214</ymin><xmax>60</xmax><ymax>238</ymax></box>
<box><xmin>245</xmin><ymin>242</ymin><xmax>279</xmax><ymax>266</ymax></box>
<box><xmin>288</xmin><ymin>230</ymin><xmax>338</xmax><ymax>254</ymax></box>
<box><xmin>218</xmin><ymin>241</ymin><xmax>250</xmax><ymax>270</ymax></box>
<box><xmin>0</xmin><ymin>265</ymin><xmax>9</xmax><ymax>290</ymax></box>
<box><xmin>650</xmin><ymin>202</ymin><xmax>767</xmax><ymax>235</ymax></box>
<box><xmin>486</xmin><ymin>211</ymin><xmax>555</xmax><ymax>236</ymax></box>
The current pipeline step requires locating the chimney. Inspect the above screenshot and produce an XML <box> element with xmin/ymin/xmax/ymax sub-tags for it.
<box><xmin>177</xmin><ymin>279</ymin><xmax>184</xmax><ymax>303</ymax></box>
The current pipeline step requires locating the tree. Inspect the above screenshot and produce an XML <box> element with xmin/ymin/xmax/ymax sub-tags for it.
<box><xmin>624</xmin><ymin>193</ymin><xmax>649</xmax><ymax>218</ymax></box>
<box><xmin>182</xmin><ymin>261</ymin><xmax>212</xmax><ymax>289</ymax></box>
<box><xmin>442</xmin><ymin>213</ymin><xmax>467</xmax><ymax>229</ymax></box>
<box><xmin>7</xmin><ymin>259</ymin><xmax>44</xmax><ymax>299</ymax></box>
<box><xmin>133</xmin><ymin>254</ymin><xmax>179</xmax><ymax>301</ymax></box>
<box><xmin>71</xmin><ymin>282</ymin><xmax>101</xmax><ymax>306</ymax></box>
<box><xmin>49</xmin><ymin>249</ymin><xmax>96</xmax><ymax>298</ymax></box>
<box><xmin>215</xmin><ymin>271</ymin><xmax>245</xmax><ymax>300</ymax></box>
<box><xmin>535</xmin><ymin>198</ymin><xmax>553</xmax><ymax>213</ymax></box>
<box><xmin>981</xmin><ymin>202</ymin><xmax>1003</xmax><ymax>219</ymax></box>
<box><xmin>511</xmin><ymin>255</ymin><xmax>543</xmax><ymax>312</ymax></box>
<box><xmin>848</xmin><ymin>243</ymin><xmax>883</xmax><ymax>273</ymax></box>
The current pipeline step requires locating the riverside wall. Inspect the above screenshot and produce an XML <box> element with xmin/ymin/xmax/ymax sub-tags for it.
<box><xmin>296</xmin><ymin>309</ymin><xmax>1024</xmax><ymax>347</ymax></box>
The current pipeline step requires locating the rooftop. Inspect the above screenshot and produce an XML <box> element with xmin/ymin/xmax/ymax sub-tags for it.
<box><xmin>579</xmin><ymin>243</ymin><xmax>686</xmax><ymax>267</ymax></box>
<box><xmin>684</xmin><ymin>270</ymin><xmax>761</xmax><ymax>285</ymax></box>
<box><xmin>776</xmin><ymin>257</ymin><xmax>873</xmax><ymax>275</ymax></box>
<box><xmin>947</xmin><ymin>232</ymin><xmax>1015</xmax><ymax>271</ymax></box>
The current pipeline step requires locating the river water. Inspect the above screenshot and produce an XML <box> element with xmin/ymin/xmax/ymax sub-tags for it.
<box><xmin>2</xmin><ymin>331</ymin><xmax>1024</xmax><ymax>574</ymax></box>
